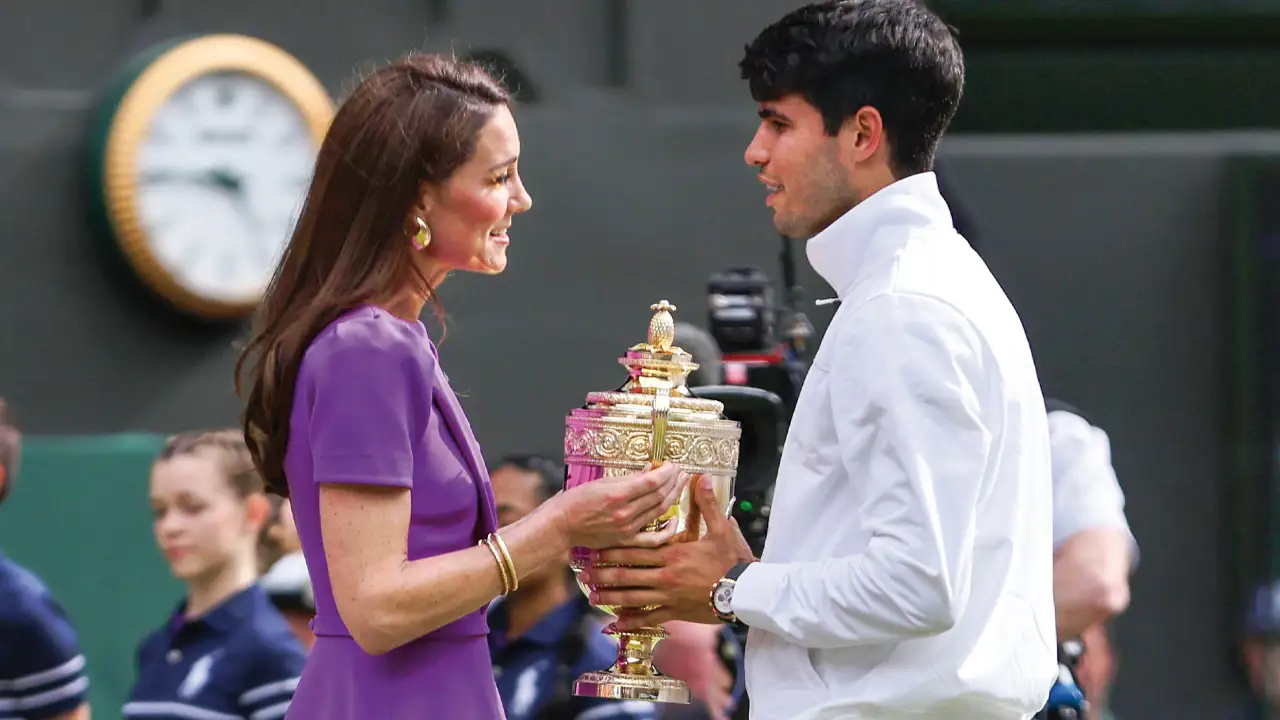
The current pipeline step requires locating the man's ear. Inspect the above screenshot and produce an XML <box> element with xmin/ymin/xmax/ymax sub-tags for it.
<box><xmin>839</xmin><ymin>106</ymin><xmax>884</xmax><ymax>166</ymax></box>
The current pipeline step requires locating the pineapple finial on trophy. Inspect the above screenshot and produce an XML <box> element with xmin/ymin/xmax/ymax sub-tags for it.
<box><xmin>647</xmin><ymin>300</ymin><xmax>677</xmax><ymax>351</ymax></box>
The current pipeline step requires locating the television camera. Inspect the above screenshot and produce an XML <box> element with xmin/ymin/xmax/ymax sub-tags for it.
<box><xmin>686</xmin><ymin>235</ymin><xmax>820</xmax><ymax>558</ymax></box>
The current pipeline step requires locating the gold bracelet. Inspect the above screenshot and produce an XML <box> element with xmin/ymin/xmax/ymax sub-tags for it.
<box><xmin>489</xmin><ymin>532</ymin><xmax>519</xmax><ymax>593</ymax></box>
<box><xmin>479</xmin><ymin>536</ymin><xmax>513</xmax><ymax>595</ymax></box>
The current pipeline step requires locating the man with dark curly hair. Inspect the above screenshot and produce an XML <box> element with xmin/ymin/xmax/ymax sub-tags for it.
<box><xmin>586</xmin><ymin>3</ymin><xmax>1058</xmax><ymax>718</ymax></box>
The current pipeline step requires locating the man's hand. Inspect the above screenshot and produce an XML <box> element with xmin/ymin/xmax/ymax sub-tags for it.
<box><xmin>583</xmin><ymin>475</ymin><xmax>755</xmax><ymax>629</ymax></box>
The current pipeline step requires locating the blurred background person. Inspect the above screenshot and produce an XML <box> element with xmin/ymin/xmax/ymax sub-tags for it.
<box><xmin>1037</xmin><ymin>400</ymin><xmax>1137</xmax><ymax>719</ymax></box>
<box><xmin>1047</xmin><ymin>399</ymin><xmax>1136</xmax><ymax>643</ymax></box>
<box><xmin>487</xmin><ymin>453</ymin><xmax>659</xmax><ymax>720</ymax></box>
<box><xmin>260</xmin><ymin>552</ymin><xmax>316</xmax><ymax>653</ymax></box>
<box><xmin>123</xmin><ymin>430</ymin><xmax>305</xmax><ymax>720</ymax></box>
<box><xmin>259</xmin><ymin>498</ymin><xmax>316</xmax><ymax>652</ymax></box>
<box><xmin>257</xmin><ymin>496</ymin><xmax>302</xmax><ymax>574</ymax></box>
<box><xmin>0</xmin><ymin>398</ymin><xmax>91</xmax><ymax>720</ymax></box>
<box><xmin>1074</xmin><ymin>624</ymin><xmax>1121</xmax><ymax>720</ymax></box>
<box><xmin>1231</xmin><ymin>579</ymin><xmax>1280</xmax><ymax>720</ymax></box>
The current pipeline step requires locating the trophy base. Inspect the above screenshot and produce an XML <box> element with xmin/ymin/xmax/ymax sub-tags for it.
<box><xmin>573</xmin><ymin>670</ymin><xmax>691</xmax><ymax>704</ymax></box>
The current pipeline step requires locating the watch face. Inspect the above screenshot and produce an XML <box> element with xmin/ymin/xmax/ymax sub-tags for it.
<box><xmin>134</xmin><ymin>71</ymin><xmax>316</xmax><ymax>304</ymax></box>
<box><xmin>713</xmin><ymin>582</ymin><xmax>735</xmax><ymax>614</ymax></box>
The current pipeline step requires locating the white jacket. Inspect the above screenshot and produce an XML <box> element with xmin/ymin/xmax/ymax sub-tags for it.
<box><xmin>730</xmin><ymin>172</ymin><xmax>1058</xmax><ymax>720</ymax></box>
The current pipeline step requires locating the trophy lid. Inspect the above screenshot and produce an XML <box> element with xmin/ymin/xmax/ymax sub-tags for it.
<box><xmin>618</xmin><ymin>300</ymin><xmax>700</xmax><ymax>397</ymax></box>
<box><xmin>567</xmin><ymin>300</ymin><xmax>741</xmax><ymax>476</ymax></box>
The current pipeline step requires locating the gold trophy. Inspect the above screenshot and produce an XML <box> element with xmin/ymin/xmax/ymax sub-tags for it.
<box><xmin>564</xmin><ymin>300</ymin><xmax>742</xmax><ymax>704</ymax></box>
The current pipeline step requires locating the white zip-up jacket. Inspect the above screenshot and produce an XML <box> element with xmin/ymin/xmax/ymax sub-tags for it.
<box><xmin>730</xmin><ymin>172</ymin><xmax>1058</xmax><ymax>720</ymax></box>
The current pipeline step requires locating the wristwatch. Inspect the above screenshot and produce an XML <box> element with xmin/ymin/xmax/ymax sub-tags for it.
<box><xmin>710</xmin><ymin>561</ymin><xmax>755</xmax><ymax>626</ymax></box>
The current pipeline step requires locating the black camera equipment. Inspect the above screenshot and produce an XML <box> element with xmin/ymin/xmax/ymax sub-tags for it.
<box><xmin>687</xmin><ymin>384</ymin><xmax>784</xmax><ymax>559</ymax></box>
<box><xmin>706</xmin><ymin>237</ymin><xmax>815</xmax><ymax>419</ymax></box>
<box><xmin>708</xmin><ymin>266</ymin><xmax>776</xmax><ymax>354</ymax></box>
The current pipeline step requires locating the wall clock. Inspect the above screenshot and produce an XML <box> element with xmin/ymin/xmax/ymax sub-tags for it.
<box><xmin>87</xmin><ymin>34</ymin><xmax>334</xmax><ymax>320</ymax></box>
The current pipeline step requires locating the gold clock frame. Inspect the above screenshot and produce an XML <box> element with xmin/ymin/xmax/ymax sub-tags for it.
<box><xmin>97</xmin><ymin>34</ymin><xmax>335</xmax><ymax>320</ymax></box>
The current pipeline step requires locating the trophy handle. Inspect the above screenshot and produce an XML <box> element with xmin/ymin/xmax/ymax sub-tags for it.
<box><xmin>650</xmin><ymin>386</ymin><xmax>671</xmax><ymax>464</ymax></box>
<box><xmin>646</xmin><ymin>386</ymin><xmax>675</xmax><ymax>534</ymax></box>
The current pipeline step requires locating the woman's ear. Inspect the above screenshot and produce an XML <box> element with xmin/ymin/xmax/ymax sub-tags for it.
<box><xmin>409</xmin><ymin>180</ymin><xmax>440</xmax><ymax>227</ymax></box>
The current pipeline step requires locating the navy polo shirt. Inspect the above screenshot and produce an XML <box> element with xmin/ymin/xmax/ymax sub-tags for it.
<box><xmin>0</xmin><ymin>550</ymin><xmax>90</xmax><ymax>720</ymax></box>
<box><xmin>123</xmin><ymin>584</ymin><xmax>305</xmax><ymax>720</ymax></box>
<box><xmin>489</xmin><ymin>597</ymin><xmax>658</xmax><ymax>720</ymax></box>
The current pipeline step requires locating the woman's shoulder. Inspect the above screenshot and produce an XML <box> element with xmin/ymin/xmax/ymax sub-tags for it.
<box><xmin>302</xmin><ymin>305</ymin><xmax>435</xmax><ymax>380</ymax></box>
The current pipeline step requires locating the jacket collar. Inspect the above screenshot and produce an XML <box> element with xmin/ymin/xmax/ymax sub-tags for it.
<box><xmin>805</xmin><ymin>171</ymin><xmax>954</xmax><ymax>300</ymax></box>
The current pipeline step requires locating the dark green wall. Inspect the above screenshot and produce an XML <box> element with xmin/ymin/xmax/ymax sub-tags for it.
<box><xmin>956</xmin><ymin>47</ymin><xmax>1280</xmax><ymax>133</ymax></box>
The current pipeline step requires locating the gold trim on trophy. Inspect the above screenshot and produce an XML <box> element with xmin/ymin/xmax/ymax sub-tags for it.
<box><xmin>564</xmin><ymin>301</ymin><xmax>742</xmax><ymax>704</ymax></box>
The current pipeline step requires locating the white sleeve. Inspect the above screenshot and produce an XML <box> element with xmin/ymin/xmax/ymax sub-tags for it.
<box><xmin>731</xmin><ymin>293</ymin><xmax>991</xmax><ymax>648</ymax></box>
<box><xmin>1048</xmin><ymin>409</ymin><xmax>1138</xmax><ymax>561</ymax></box>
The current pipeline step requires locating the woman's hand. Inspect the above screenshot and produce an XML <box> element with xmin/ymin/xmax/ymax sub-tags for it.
<box><xmin>545</xmin><ymin>463</ymin><xmax>688</xmax><ymax>549</ymax></box>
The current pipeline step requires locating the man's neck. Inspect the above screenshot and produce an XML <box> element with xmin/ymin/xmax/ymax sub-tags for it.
<box><xmin>505</xmin><ymin>572</ymin><xmax>574</xmax><ymax>639</ymax></box>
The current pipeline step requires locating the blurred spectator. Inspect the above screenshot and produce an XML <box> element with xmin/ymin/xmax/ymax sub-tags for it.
<box><xmin>260</xmin><ymin>552</ymin><xmax>316</xmax><ymax>652</ymax></box>
<box><xmin>259</xmin><ymin>497</ymin><xmax>316</xmax><ymax>651</ymax></box>
<box><xmin>1037</xmin><ymin>400</ymin><xmax>1136</xmax><ymax>719</ymax></box>
<box><xmin>487</xmin><ymin>454</ymin><xmax>658</xmax><ymax>720</ymax></box>
<box><xmin>1047</xmin><ymin>400</ymin><xmax>1136</xmax><ymax>641</ymax></box>
<box><xmin>257</xmin><ymin>496</ymin><xmax>301</xmax><ymax>574</ymax></box>
<box><xmin>123</xmin><ymin>430</ymin><xmax>305</xmax><ymax>720</ymax></box>
<box><xmin>0</xmin><ymin>397</ymin><xmax>92</xmax><ymax>720</ymax></box>
<box><xmin>652</xmin><ymin>622</ymin><xmax>742</xmax><ymax>720</ymax></box>
<box><xmin>1075</xmin><ymin>623</ymin><xmax>1120</xmax><ymax>720</ymax></box>
<box><xmin>1231</xmin><ymin>579</ymin><xmax>1280</xmax><ymax>719</ymax></box>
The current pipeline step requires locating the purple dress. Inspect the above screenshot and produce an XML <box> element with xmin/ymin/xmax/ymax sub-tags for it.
<box><xmin>283</xmin><ymin>305</ymin><xmax>506</xmax><ymax>719</ymax></box>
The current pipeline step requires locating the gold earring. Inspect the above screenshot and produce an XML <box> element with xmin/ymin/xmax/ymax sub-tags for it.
<box><xmin>413</xmin><ymin>217</ymin><xmax>431</xmax><ymax>250</ymax></box>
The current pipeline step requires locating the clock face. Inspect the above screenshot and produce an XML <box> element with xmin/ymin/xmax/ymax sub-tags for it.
<box><xmin>132</xmin><ymin>71</ymin><xmax>317</xmax><ymax>306</ymax></box>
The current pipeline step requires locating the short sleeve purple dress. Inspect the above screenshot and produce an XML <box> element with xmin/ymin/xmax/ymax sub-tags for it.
<box><xmin>282</xmin><ymin>305</ymin><xmax>506</xmax><ymax>719</ymax></box>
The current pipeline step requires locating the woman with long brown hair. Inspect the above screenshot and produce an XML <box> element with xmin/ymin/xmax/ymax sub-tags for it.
<box><xmin>234</xmin><ymin>53</ymin><xmax>686</xmax><ymax>719</ymax></box>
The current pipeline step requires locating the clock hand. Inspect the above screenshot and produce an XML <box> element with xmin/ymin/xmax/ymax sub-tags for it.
<box><xmin>208</xmin><ymin>167</ymin><xmax>243</xmax><ymax>193</ymax></box>
<box><xmin>211</xmin><ymin>170</ymin><xmax>268</xmax><ymax>241</ymax></box>
<box><xmin>139</xmin><ymin>169</ymin><xmax>218</xmax><ymax>186</ymax></box>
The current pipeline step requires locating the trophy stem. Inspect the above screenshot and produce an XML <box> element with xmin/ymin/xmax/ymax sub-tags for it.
<box><xmin>572</xmin><ymin>621</ymin><xmax>691</xmax><ymax>704</ymax></box>
<box><xmin>606</xmin><ymin>622</ymin><xmax>666</xmax><ymax>676</ymax></box>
